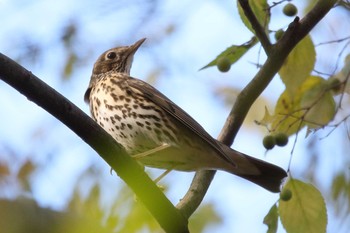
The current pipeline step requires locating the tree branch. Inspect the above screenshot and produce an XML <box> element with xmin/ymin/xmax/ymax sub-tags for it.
<box><xmin>0</xmin><ymin>53</ymin><xmax>188</xmax><ymax>233</ymax></box>
<box><xmin>176</xmin><ymin>170</ymin><xmax>215</xmax><ymax>219</ymax></box>
<box><xmin>223</xmin><ymin>0</ymin><xmax>337</xmax><ymax>144</ymax></box>
<box><xmin>176</xmin><ymin>0</ymin><xmax>337</xmax><ymax>218</ymax></box>
<box><xmin>177</xmin><ymin>117</ymin><xmax>238</xmax><ymax>218</ymax></box>
<box><xmin>238</xmin><ymin>0</ymin><xmax>272</xmax><ymax>53</ymax></box>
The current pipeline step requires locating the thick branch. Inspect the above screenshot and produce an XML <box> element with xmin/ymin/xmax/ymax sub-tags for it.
<box><xmin>177</xmin><ymin>116</ymin><xmax>236</xmax><ymax>218</ymax></box>
<box><xmin>0</xmin><ymin>53</ymin><xmax>188</xmax><ymax>233</ymax></box>
<box><xmin>177</xmin><ymin>0</ymin><xmax>337</xmax><ymax>217</ymax></box>
<box><xmin>176</xmin><ymin>170</ymin><xmax>215</xmax><ymax>219</ymax></box>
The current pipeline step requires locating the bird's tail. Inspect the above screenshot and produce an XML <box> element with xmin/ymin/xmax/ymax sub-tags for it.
<box><xmin>218</xmin><ymin>143</ymin><xmax>287</xmax><ymax>193</ymax></box>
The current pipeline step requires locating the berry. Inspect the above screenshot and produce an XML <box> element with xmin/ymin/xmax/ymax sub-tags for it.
<box><xmin>263</xmin><ymin>135</ymin><xmax>276</xmax><ymax>150</ymax></box>
<box><xmin>275</xmin><ymin>133</ymin><xmax>288</xmax><ymax>147</ymax></box>
<box><xmin>280</xmin><ymin>188</ymin><xmax>292</xmax><ymax>201</ymax></box>
<box><xmin>217</xmin><ymin>57</ymin><xmax>231</xmax><ymax>72</ymax></box>
<box><xmin>283</xmin><ymin>3</ymin><xmax>298</xmax><ymax>17</ymax></box>
<box><xmin>275</xmin><ymin>29</ymin><xmax>284</xmax><ymax>41</ymax></box>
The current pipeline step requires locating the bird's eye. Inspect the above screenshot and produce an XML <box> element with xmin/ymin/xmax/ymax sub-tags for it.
<box><xmin>106</xmin><ymin>52</ymin><xmax>116</xmax><ymax>59</ymax></box>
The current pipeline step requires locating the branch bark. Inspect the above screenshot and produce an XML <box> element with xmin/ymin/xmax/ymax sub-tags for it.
<box><xmin>177</xmin><ymin>0</ymin><xmax>337</xmax><ymax>218</ymax></box>
<box><xmin>0</xmin><ymin>53</ymin><xmax>188</xmax><ymax>233</ymax></box>
<box><xmin>238</xmin><ymin>0</ymin><xmax>272</xmax><ymax>53</ymax></box>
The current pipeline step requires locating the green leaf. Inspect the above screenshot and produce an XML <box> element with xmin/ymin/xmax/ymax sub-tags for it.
<box><xmin>263</xmin><ymin>204</ymin><xmax>278</xmax><ymax>233</ymax></box>
<box><xmin>201</xmin><ymin>37</ymin><xmax>257</xmax><ymax>70</ymax></box>
<box><xmin>279</xmin><ymin>179</ymin><xmax>327</xmax><ymax>233</ymax></box>
<box><xmin>279</xmin><ymin>35</ymin><xmax>316</xmax><ymax>96</ymax></box>
<box><xmin>330</xmin><ymin>173</ymin><xmax>350</xmax><ymax>216</ymax></box>
<box><xmin>189</xmin><ymin>204</ymin><xmax>222</xmax><ymax>233</ymax></box>
<box><xmin>331</xmin><ymin>173</ymin><xmax>347</xmax><ymax>201</ymax></box>
<box><xmin>63</xmin><ymin>52</ymin><xmax>78</xmax><ymax>80</ymax></box>
<box><xmin>237</xmin><ymin>0</ymin><xmax>270</xmax><ymax>34</ymax></box>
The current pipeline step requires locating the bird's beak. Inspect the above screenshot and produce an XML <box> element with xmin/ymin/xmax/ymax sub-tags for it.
<box><xmin>128</xmin><ymin>38</ymin><xmax>146</xmax><ymax>55</ymax></box>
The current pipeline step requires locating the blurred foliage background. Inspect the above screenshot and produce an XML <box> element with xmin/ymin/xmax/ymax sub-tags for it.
<box><xmin>0</xmin><ymin>0</ymin><xmax>350</xmax><ymax>232</ymax></box>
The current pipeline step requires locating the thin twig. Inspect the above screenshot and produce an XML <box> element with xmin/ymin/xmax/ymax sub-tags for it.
<box><xmin>315</xmin><ymin>35</ymin><xmax>350</xmax><ymax>47</ymax></box>
<box><xmin>238</xmin><ymin>0</ymin><xmax>272</xmax><ymax>53</ymax></box>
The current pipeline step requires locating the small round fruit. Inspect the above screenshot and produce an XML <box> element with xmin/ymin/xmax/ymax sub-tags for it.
<box><xmin>280</xmin><ymin>188</ymin><xmax>292</xmax><ymax>201</ymax></box>
<box><xmin>263</xmin><ymin>135</ymin><xmax>276</xmax><ymax>150</ymax></box>
<box><xmin>275</xmin><ymin>133</ymin><xmax>288</xmax><ymax>147</ymax></box>
<box><xmin>275</xmin><ymin>29</ymin><xmax>284</xmax><ymax>41</ymax></box>
<box><xmin>217</xmin><ymin>57</ymin><xmax>231</xmax><ymax>72</ymax></box>
<box><xmin>283</xmin><ymin>3</ymin><xmax>298</xmax><ymax>17</ymax></box>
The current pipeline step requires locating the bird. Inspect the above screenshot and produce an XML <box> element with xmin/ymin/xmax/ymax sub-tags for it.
<box><xmin>84</xmin><ymin>38</ymin><xmax>287</xmax><ymax>193</ymax></box>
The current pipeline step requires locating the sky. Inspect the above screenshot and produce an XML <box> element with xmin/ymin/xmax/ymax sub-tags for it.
<box><xmin>0</xmin><ymin>0</ymin><xmax>349</xmax><ymax>232</ymax></box>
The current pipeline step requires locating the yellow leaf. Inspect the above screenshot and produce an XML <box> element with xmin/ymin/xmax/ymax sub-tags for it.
<box><xmin>299</xmin><ymin>77</ymin><xmax>336</xmax><ymax>128</ymax></box>
<box><xmin>267</xmin><ymin>76</ymin><xmax>335</xmax><ymax>135</ymax></box>
<box><xmin>259</xmin><ymin>106</ymin><xmax>274</xmax><ymax>125</ymax></box>
<box><xmin>279</xmin><ymin>179</ymin><xmax>327</xmax><ymax>233</ymax></box>
<box><xmin>279</xmin><ymin>35</ymin><xmax>316</xmax><ymax>96</ymax></box>
<box><xmin>271</xmin><ymin>90</ymin><xmax>304</xmax><ymax>135</ymax></box>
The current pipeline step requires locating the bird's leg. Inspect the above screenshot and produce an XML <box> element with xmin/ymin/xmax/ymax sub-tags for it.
<box><xmin>153</xmin><ymin>169</ymin><xmax>172</xmax><ymax>183</ymax></box>
<box><xmin>131</xmin><ymin>144</ymin><xmax>173</xmax><ymax>183</ymax></box>
<box><xmin>132</xmin><ymin>144</ymin><xmax>171</xmax><ymax>159</ymax></box>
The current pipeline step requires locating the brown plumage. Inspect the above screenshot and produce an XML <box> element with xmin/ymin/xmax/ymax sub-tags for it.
<box><xmin>84</xmin><ymin>38</ymin><xmax>287</xmax><ymax>192</ymax></box>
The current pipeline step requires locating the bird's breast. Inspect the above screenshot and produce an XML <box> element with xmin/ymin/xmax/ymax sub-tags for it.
<box><xmin>89</xmin><ymin>77</ymin><xmax>178</xmax><ymax>154</ymax></box>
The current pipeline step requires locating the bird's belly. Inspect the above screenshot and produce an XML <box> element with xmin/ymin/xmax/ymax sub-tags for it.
<box><xmin>91</xmin><ymin>92</ymin><xmax>177</xmax><ymax>155</ymax></box>
<box><xmin>89</xmin><ymin>84</ymin><xmax>232</xmax><ymax>172</ymax></box>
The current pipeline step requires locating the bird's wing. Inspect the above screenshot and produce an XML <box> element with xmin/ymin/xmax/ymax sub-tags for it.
<box><xmin>127</xmin><ymin>76</ymin><xmax>235</xmax><ymax>166</ymax></box>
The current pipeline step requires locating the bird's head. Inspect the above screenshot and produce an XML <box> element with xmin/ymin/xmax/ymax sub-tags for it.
<box><xmin>92</xmin><ymin>38</ymin><xmax>146</xmax><ymax>75</ymax></box>
<box><xmin>85</xmin><ymin>38</ymin><xmax>146</xmax><ymax>103</ymax></box>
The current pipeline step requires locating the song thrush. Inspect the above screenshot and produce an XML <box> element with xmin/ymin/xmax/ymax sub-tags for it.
<box><xmin>84</xmin><ymin>38</ymin><xmax>287</xmax><ymax>192</ymax></box>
